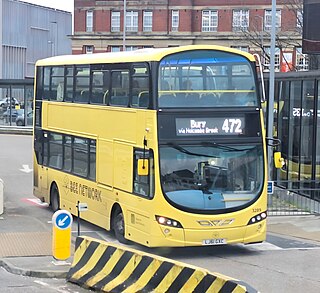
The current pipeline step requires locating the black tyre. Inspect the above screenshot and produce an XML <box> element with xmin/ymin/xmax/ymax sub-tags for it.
<box><xmin>113</xmin><ymin>209</ymin><xmax>129</xmax><ymax>244</ymax></box>
<box><xmin>50</xmin><ymin>183</ymin><xmax>60</xmax><ymax>212</ymax></box>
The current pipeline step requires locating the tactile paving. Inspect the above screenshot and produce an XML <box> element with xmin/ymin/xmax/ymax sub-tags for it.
<box><xmin>0</xmin><ymin>232</ymin><xmax>52</xmax><ymax>257</ymax></box>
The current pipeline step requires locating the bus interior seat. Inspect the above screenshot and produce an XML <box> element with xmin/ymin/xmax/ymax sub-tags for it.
<box><xmin>243</xmin><ymin>91</ymin><xmax>255</xmax><ymax>105</ymax></box>
<box><xmin>91</xmin><ymin>91</ymin><xmax>104</xmax><ymax>104</ymax></box>
<box><xmin>199</xmin><ymin>93</ymin><xmax>219</xmax><ymax>106</ymax></box>
<box><xmin>175</xmin><ymin>92</ymin><xmax>186</xmax><ymax>100</ymax></box>
<box><xmin>159</xmin><ymin>94</ymin><xmax>176</xmax><ymax>107</ymax></box>
<box><xmin>160</xmin><ymin>80</ymin><xmax>170</xmax><ymax>91</ymax></box>
<box><xmin>49</xmin><ymin>154</ymin><xmax>63</xmax><ymax>169</ymax></box>
<box><xmin>138</xmin><ymin>92</ymin><xmax>149</xmax><ymax>108</ymax></box>
<box><xmin>110</xmin><ymin>95</ymin><xmax>129</xmax><ymax>106</ymax></box>
<box><xmin>103</xmin><ymin>90</ymin><xmax>109</xmax><ymax>104</ymax></box>
<box><xmin>132</xmin><ymin>95</ymin><xmax>139</xmax><ymax>106</ymax></box>
<box><xmin>74</xmin><ymin>90</ymin><xmax>89</xmax><ymax>103</ymax></box>
<box><xmin>185</xmin><ymin>93</ymin><xmax>200</xmax><ymax>106</ymax></box>
<box><xmin>219</xmin><ymin>92</ymin><xmax>238</xmax><ymax>105</ymax></box>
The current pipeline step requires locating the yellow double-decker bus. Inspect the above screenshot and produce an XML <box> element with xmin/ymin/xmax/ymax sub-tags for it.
<box><xmin>33</xmin><ymin>45</ymin><xmax>269</xmax><ymax>247</ymax></box>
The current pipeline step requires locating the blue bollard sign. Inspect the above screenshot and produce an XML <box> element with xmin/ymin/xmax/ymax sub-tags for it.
<box><xmin>54</xmin><ymin>211</ymin><xmax>72</xmax><ymax>230</ymax></box>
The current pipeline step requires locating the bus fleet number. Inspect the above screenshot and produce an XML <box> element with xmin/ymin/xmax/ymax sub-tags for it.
<box><xmin>222</xmin><ymin>118</ymin><xmax>242</xmax><ymax>134</ymax></box>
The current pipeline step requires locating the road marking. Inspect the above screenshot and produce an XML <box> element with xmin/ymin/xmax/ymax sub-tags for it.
<box><xmin>246</xmin><ymin>241</ymin><xmax>320</xmax><ymax>251</ymax></box>
<box><xmin>19</xmin><ymin>164</ymin><xmax>33</xmax><ymax>173</ymax></box>
<box><xmin>246</xmin><ymin>242</ymin><xmax>282</xmax><ymax>251</ymax></box>
<box><xmin>21</xmin><ymin>198</ymin><xmax>49</xmax><ymax>207</ymax></box>
<box><xmin>33</xmin><ymin>280</ymin><xmax>72</xmax><ymax>292</ymax></box>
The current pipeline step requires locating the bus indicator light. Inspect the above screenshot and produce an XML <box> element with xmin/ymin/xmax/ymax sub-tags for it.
<box><xmin>156</xmin><ymin>215</ymin><xmax>183</xmax><ymax>228</ymax></box>
<box><xmin>247</xmin><ymin>211</ymin><xmax>267</xmax><ymax>225</ymax></box>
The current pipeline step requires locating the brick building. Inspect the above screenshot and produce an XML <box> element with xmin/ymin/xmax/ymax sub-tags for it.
<box><xmin>72</xmin><ymin>0</ymin><xmax>307</xmax><ymax>71</ymax></box>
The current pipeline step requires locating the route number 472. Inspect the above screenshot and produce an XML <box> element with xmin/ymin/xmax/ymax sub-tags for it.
<box><xmin>222</xmin><ymin>118</ymin><xmax>243</xmax><ymax>134</ymax></box>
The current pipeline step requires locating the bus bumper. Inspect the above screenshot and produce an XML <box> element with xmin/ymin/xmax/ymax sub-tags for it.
<box><xmin>148</xmin><ymin>219</ymin><xmax>266</xmax><ymax>247</ymax></box>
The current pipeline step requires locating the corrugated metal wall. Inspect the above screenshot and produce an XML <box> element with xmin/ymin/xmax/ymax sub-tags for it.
<box><xmin>1</xmin><ymin>0</ymin><xmax>72</xmax><ymax>79</ymax></box>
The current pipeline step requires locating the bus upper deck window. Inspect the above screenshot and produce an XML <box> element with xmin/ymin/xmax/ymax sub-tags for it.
<box><xmin>158</xmin><ymin>50</ymin><xmax>258</xmax><ymax>108</ymax></box>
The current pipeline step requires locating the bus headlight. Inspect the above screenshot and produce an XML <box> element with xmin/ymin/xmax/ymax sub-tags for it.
<box><xmin>155</xmin><ymin>215</ymin><xmax>183</xmax><ymax>228</ymax></box>
<box><xmin>247</xmin><ymin>211</ymin><xmax>267</xmax><ymax>225</ymax></box>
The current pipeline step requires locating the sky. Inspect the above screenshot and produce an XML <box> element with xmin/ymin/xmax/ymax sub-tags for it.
<box><xmin>21</xmin><ymin>0</ymin><xmax>74</xmax><ymax>13</ymax></box>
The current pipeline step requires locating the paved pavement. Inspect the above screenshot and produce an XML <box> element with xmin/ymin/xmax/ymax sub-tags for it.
<box><xmin>0</xmin><ymin>213</ymin><xmax>319</xmax><ymax>279</ymax></box>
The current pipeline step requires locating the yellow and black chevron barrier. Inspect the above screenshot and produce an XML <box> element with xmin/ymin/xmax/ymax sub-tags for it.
<box><xmin>67</xmin><ymin>236</ymin><xmax>258</xmax><ymax>293</ymax></box>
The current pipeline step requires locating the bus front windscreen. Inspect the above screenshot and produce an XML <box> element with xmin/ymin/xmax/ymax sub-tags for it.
<box><xmin>159</xmin><ymin>143</ymin><xmax>264</xmax><ymax>212</ymax></box>
<box><xmin>158</xmin><ymin>49</ymin><xmax>258</xmax><ymax>108</ymax></box>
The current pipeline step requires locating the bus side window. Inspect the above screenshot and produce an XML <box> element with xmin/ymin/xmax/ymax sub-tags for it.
<box><xmin>43</xmin><ymin>67</ymin><xmax>51</xmax><ymax>100</ymax></box>
<box><xmin>131</xmin><ymin>64</ymin><xmax>150</xmax><ymax>109</ymax></box>
<box><xmin>133</xmin><ymin>149</ymin><xmax>154</xmax><ymax>198</ymax></box>
<box><xmin>65</xmin><ymin>66</ymin><xmax>74</xmax><ymax>102</ymax></box>
<box><xmin>91</xmin><ymin>69</ymin><xmax>110</xmax><ymax>105</ymax></box>
<box><xmin>48</xmin><ymin>133</ymin><xmax>63</xmax><ymax>169</ymax></box>
<box><xmin>73</xmin><ymin>138</ymin><xmax>89</xmax><ymax>177</ymax></box>
<box><xmin>51</xmin><ymin>67</ymin><xmax>65</xmax><ymax>101</ymax></box>
<box><xmin>110</xmin><ymin>70</ymin><xmax>129</xmax><ymax>107</ymax></box>
<box><xmin>74</xmin><ymin>66</ymin><xmax>90</xmax><ymax>103</ymax></box>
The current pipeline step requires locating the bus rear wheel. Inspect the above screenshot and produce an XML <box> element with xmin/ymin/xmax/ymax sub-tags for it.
<box><xmin>50</xmin><ymin>183</ymin><xmax>60</xmax><ymax>212</ymax></box>
<box><xmin>113</xmin><ymin>209</ymin><xmax>129</xmax><ymax>244</ymax></box>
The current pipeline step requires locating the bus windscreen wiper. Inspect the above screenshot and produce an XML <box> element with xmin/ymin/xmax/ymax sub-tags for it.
<box><xmin>200</xmin><ymin>141</ymin><xmax>252</xmax><ymax>152</ymax></box>
<box><xmin>166</xmin><ymin>142</ymin><xmax>219</xmax><ymax>158</ymax></box>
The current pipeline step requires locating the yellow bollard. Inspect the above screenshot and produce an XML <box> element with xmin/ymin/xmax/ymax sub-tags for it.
<box><xmin>52</xmin><ymin>210</ymin><xmax>73</xmax><ymax>260</ymax></box>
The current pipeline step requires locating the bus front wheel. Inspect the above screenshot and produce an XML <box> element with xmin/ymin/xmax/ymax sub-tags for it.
<box><xmin>50</xmin><ymin>183</ymin><xmax>60</xmax><ymax>212</ymax></box>
<box><xmin>113</xmin><ymin>209</ymin><xmax>129</xmax><ymax>244</ymax></box>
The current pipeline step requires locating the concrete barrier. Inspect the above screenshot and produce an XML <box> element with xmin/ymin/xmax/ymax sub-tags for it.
<box><xmin>67</xmin><ymin>236</ymin><xmax>258</xmax><ymax>293</ymax></box>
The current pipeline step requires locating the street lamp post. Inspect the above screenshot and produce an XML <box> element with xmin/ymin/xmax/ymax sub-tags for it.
<box><xmin>123</xmin><ymin>0</ymin><xmax>126</xmax><ymax>51</ymax></box>
<box><xmin>267</xmin><ymin>0</ymin><xmax>277</xmax><ymax>181</ymax></box>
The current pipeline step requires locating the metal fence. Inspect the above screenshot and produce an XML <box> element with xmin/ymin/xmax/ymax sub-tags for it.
<box><xmin>269</xmin><ymin>181</ymin><xmax>320</xmax><ymax>216</ymax></box>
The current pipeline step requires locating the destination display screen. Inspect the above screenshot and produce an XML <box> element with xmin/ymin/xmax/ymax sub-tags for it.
<box><xmin>176</xmin><ymin>117</ymin><xmax>245</xmax><ymax>136</ymax></box>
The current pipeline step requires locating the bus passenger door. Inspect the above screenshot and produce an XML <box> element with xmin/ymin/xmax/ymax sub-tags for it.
<box><xmin>34</xmin><ymin>129</ymin><xmax>49</xmax><ymax>200</ymax></box>
<box><xmin>40</xmin><ymin>166</ymin><xmax>49</xmax><ymax>196</ymax></box>
<box><xmin>127</xmin><ymin>149</ymin><xmax>155</xmax><ymax>243</ymax></box>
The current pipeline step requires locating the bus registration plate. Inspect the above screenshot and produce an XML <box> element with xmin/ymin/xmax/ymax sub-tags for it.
<box><xmin>202</xmin><ymin>238</ymin><xmax>227</xmax><ymax>245</ymax></box>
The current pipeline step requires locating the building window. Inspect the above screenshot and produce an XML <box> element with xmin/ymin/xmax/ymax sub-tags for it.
<box><xmin>202</xmin><ymin>10</ymin><xmax>218</xmax><ymax>32</ymax></box>
<box><xmin>143</xmin><ymin>11</ymin><xmax>152</xmax><ymax>32</ymax></box>
<box><xmin>263</xmin><ymin>47</ymin><xmax>280</xmax><ymax>71</ymax></box>
<box><xmin>111</xmin><ymin>46</ymin><xmax>121</xmax><ymax>52</ymax></box>
<box><xmin>233</xmin><ymin>9</ymin><xmax>249</xmax><ymax>32</ymax></box>
<box><xmin>111</xmin><ymin>11</ymin><xmax>120</xmax><ymax>32</ymax></box>
<box><xmin>172</xmin><ymin>10</ymin><xmax>179</xmax><ymax>32</ymax></box>
<box><xmin>86</xmin><ymin>10</ymin><xmax>93</xmax><ymax>32</ymax></box>
<box><xmin>85</xmin><ymin>45</ymin><xmax>94</xmax><ymax>54</ymax></box>
<box><xmin>231</xmin><ymin>46</ymin><xmax>249</xmax><ymax>52</ymax></box>
<box><xmin>126</xmin><ymin>11</ymin><xmax>138</xmax><ymax>32</ymax></box>
<box><xmin>296</xmin><ymin>47</ymin><xmax>309</xmax><ymax>71</ymax></box>
<box><xmin>125</xmin><ymin>46</ymin><xmax>139</xmax><ymax>51</ymax></box>
<box><xmin>264</xmin><ymin>9</ymin><xmax>281</xmax><ymax>31</ymax></box>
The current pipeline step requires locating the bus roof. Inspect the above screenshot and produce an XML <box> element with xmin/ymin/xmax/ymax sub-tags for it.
<box><xmin>36</xmin><ymin>45</ymin><xmax>256</xmax><ymax>66</ymax></box>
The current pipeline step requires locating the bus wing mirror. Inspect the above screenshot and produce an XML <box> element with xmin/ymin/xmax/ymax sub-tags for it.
<box><xmin>274</xmin><ymin>151</ymin><xmax>285</xmax><ymax>169</ymax></box>
<box><xmin>137</xmin><ymin>159</ymin><xmax>149</xmax><ymax>176</ymax></box>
